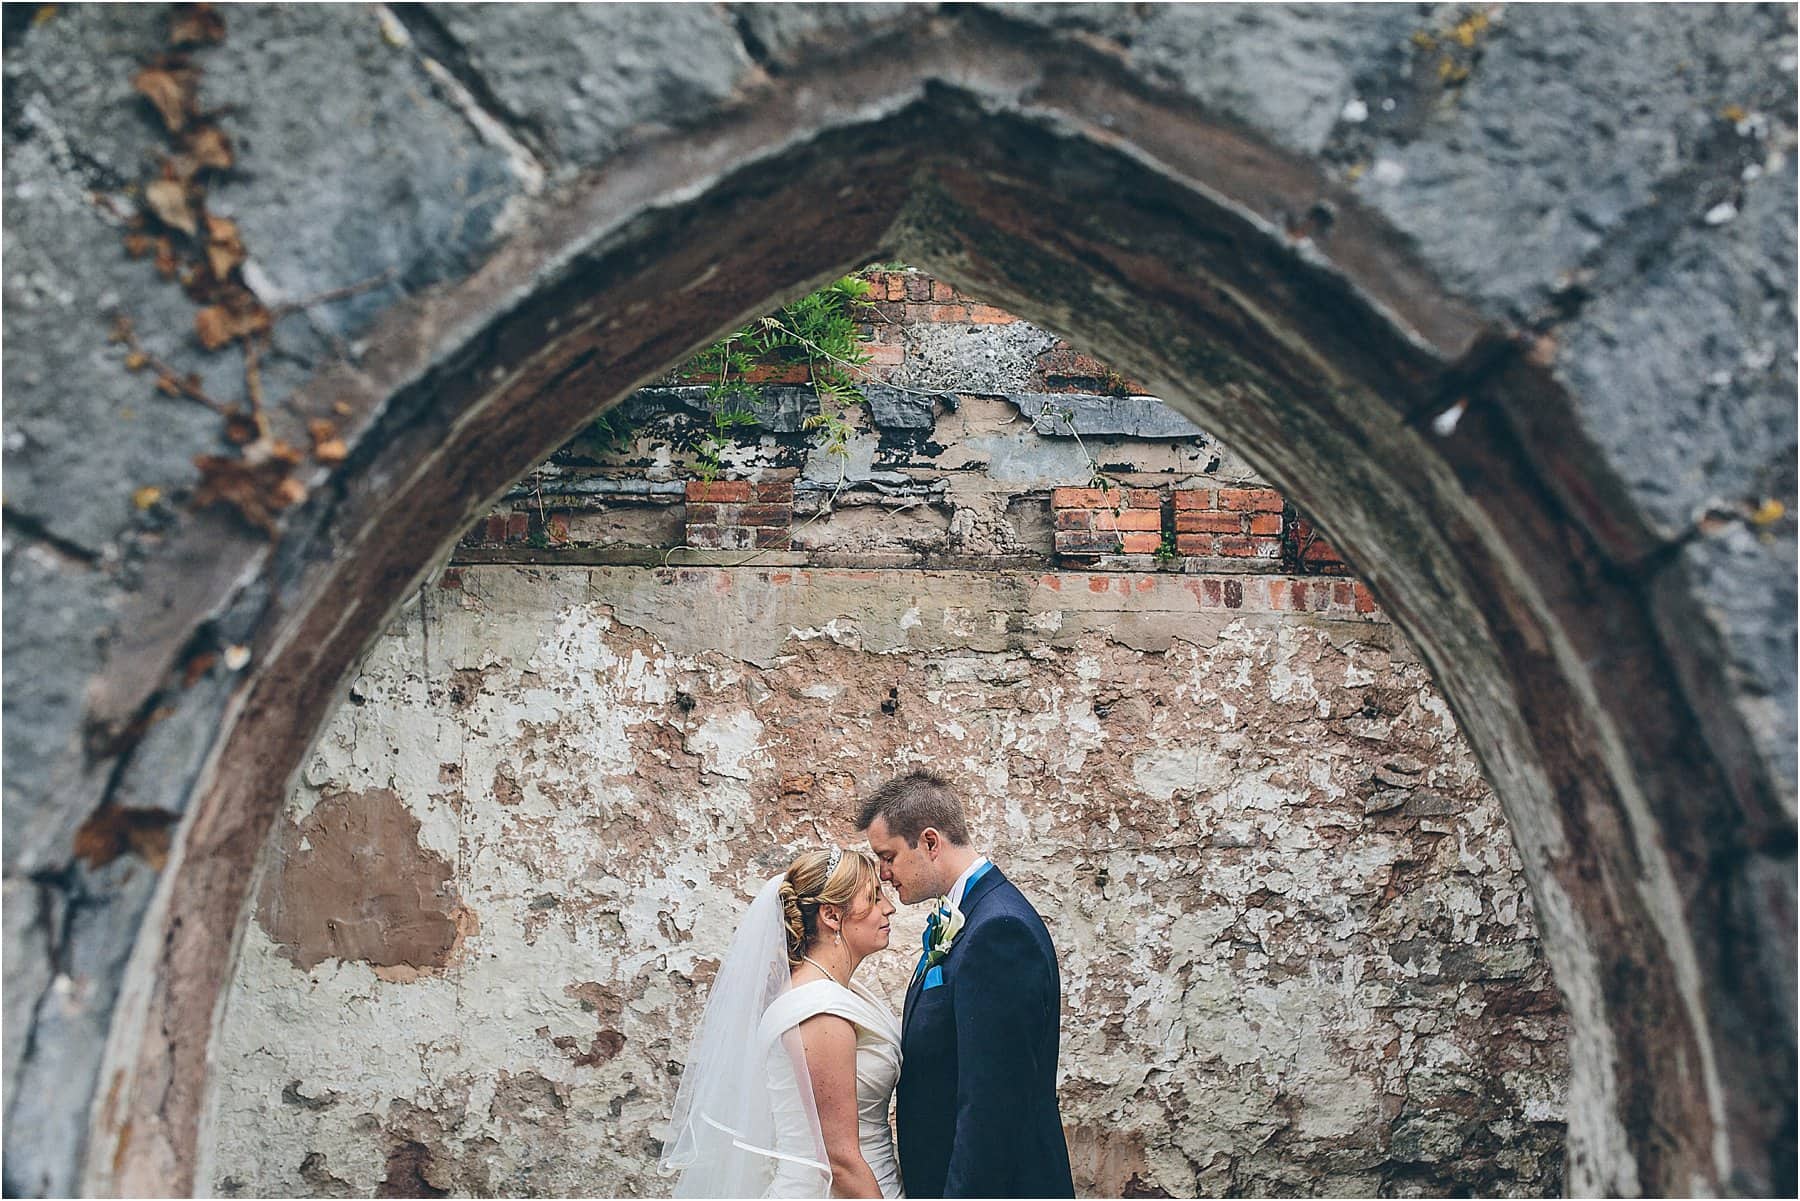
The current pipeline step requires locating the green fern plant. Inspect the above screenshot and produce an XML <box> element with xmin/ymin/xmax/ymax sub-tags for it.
<box><xmin>681</xmin><ymin>276</ymin><xmax>875</xmax><ymax>473</ymax></box>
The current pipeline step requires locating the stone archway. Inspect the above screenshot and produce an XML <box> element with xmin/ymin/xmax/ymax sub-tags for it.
<box><xmin>2</xmin><ymin>6</ymin><xmax>1791</xmax><ymax>1198</ymax></box>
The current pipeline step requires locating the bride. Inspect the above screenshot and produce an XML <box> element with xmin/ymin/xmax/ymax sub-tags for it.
<box><xmin>663</xmin><ymin>847</ymin><xmax>904</xmax><ymax>1198</ymax></box>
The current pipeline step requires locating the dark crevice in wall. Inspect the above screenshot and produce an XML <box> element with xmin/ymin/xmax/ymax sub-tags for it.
<box><xmin>384</xmin><ymin>3</ymin><xmax>557</xmax><ymax>168</ymax></box>
<box><xmin>2</xmin><ymin>505</ymin><xmax>103</xmax><ymax>566</ymax></box>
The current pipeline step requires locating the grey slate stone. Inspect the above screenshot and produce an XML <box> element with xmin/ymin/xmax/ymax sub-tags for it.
<box><xmin>863</xmin><ymin>384</ymin><xmax>946</xmax><ymax>431</ymax></box>
<box><xmin>425</xmin><ymin>3</ymin><xmax>751</xmax><ymax>170</ymax></box>
<box><xmin>729</xmin><ymin>3</ymin><xmax>923</xmax><ymax>71</ymax></box>
<box><xmin>1653</xmin><ymin>521</ymin><xmax>1799</xmax><ymax>811</ymax></box>
<box><xmin>627</xmin><ymin>385</ymin><xmax>816</xmax><ymax>435</ymax></box>
<box><xmin>1</xmin><ymin>858</ymin><xmax>160</xmax><ymax>1198</ymax></box>
<box><xmin>1551</xmin><ymin>149</ymin><xmax>1797</xmax><ymax>543</ymax></box>
<box><xmin>1</xmin><ymin>544</ymin><xmax>115</xmax><ymax>875</ymax></box>
<box><xmin>2</xmin><ymin>879</ymin><xmax>53</xmax><ymax>1122</ymax></box>
<box><xmin>1</xmin><ymin>114</ymin><xmax>238</xmax><ymax>554</ymax></box>
<box><xmin>1004</xmin><ymin>392</ymin><xmax>1208</xmax><ymax>440</ymax></box>
<box><xmin>201</xmin><ymin>5</ymin><xmax>523</xmax><ymax>343</ymax></box>
<box><xmin>1346</xmin><ymin>3</ymin><xmax>1797</xmax><ymax>322</ymax></box>
<box><xmin>0</xmin><ymin>4</ymin><xmax>171</xmax><ymax>188</ymax></box>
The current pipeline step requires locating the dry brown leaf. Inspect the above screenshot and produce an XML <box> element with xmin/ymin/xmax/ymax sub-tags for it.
<box><xmin>183</xmin><ymin>650</ymin><xmax>219</xmax><ymax>687</ymax></box>
<box><xmin>313</xmin><ymin>439</ymin><xmax>348</xmax><ymax>465</ymax></box>
<box><xmin>169</xmin><ymin>2</ymin><xmax>225</xmax><ymax>47</ymax></box>
<box><xmin>132</xmin><ymin>485</ymin><xmax>162</xmax><ymax>509</ymax></box>
<box><xmin>191</xmin><ymin>452</ymin><xmax>302</xmax><ymax>535</ymax></box>
<box><xmin>123</xmin><ymin>232</ymin><xmax>155</xmax><ymax>259</ymax></box>
<box><xmin>186</xmin><ymin>125</ymin><xmax>233</xmax><ymax>171</ymax></box>
<box><xmin>308</xmin><ymin>419</ymin><xmax>338</xmax><ymax>444</ymax></box>
<box><xmin>133</xmin><ymin>67</ymin><xmax>190</xmax><ymax>133</ymax></box>
<box><xmin>156</xmin><ymin>374</ymin><xmax>182</xmax><ymax>397</ymax></box>
<box><xmin>124</xmin><ymin>350</ymin><xmax>149</xmax><ymax>371</ymax></box>
<box><xmin>193</xmin><ymin>301</ymin><xmax>269</xmax><ymax>350</ymax></box>
<box><xmin>223</xmin><ymin>411</ymin><xmax>260</xmax><ymax>445</ymax></box>
<box><xmin>331</xmin><ymin>400</ymin><xmax>353</xmax><ymax>417</ymax></box>
<box><xmin>144</xmin><ymin>178</ymin><xmax>196</xmax><ymax>235</ymax></box>
<box><xmin>154</xmin><ymin>236</ymin><xmax>179</xmax><ymax>278</ymax></box>
<box><xmin>203</xmin><ymin>214</ymin><xmax>245</xmax><ymax>278</ymax></box>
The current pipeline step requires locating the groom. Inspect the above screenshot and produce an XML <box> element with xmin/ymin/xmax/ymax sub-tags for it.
<box><xmin>857</xmin><ymin>772</ymin><xmax>1074</xmax><ymax>1198</ymax></box>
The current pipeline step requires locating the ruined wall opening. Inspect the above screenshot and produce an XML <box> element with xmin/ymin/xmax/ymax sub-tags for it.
<box><xmin>23</xmin><ymin>12</ymin><xmax>1780</xmax><ymax>1198</ymax></box>
<box><xmin>198</xmin><ymin>274</ymin><xmax>1569</xmax><ymax>1197</ymax></box>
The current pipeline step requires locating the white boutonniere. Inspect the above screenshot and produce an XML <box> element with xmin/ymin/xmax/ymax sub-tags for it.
<box><xmin>923</xmin><ymin>897</ymin><xmax>965</xmax><ymax>970</ymax></box>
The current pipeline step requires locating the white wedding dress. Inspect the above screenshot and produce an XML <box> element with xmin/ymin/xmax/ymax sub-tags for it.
<box><xmin>757</xmin><ymin>978</ymin><xmax>905</xmax><ymax>1198</ymax></box>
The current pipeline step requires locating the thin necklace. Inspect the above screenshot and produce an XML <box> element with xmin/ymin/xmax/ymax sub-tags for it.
<box><xmin>800</xmin><ymin>953</ymin><xmax>847</xmax><ymax>987</ymax></box>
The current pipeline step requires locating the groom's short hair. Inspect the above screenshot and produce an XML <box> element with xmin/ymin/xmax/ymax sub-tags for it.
<box><xmin>856</xmin><ymin>771</ymin><xmax>970</xmax><ymax>847</ymax></box>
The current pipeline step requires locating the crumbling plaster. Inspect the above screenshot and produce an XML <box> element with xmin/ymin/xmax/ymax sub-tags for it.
<box><xmin>201</xmin><ymin>566</ymin><xmax>1566</xmax><ymax>1197</ymax></box>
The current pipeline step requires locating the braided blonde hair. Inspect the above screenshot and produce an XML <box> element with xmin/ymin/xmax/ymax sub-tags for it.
<box><xmin>777</xmin><ymin>848</ymin><xmax>882</xmax><ymax>967</ymax></box>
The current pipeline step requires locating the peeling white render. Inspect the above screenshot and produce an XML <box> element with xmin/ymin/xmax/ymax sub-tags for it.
<box><xmin>200</xmin><ymin>566</ymin><xmax>1568</xmax><ymax>1197</ymax></box>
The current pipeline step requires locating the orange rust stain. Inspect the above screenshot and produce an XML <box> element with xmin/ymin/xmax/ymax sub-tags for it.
<box><xmin>1136</xmin><ymin>577</ymin><xmax>1156</xmax><ymax>592</ymax></box>
<box><xmin>1088</xmin><ymin>576</ymin><xmax>1110</xmax><ymax>593</ymax></box>
<box><xmin>111</xmin><ymin>1121</ymin><xmax>134</xmax><ymax>1181</ymax></box>
<box><xmin>1040</xmin><ymin>574</ymin><xmax>1062</xmax><ymax>592</ymax></box>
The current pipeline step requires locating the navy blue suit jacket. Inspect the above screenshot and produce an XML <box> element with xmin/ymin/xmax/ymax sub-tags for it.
<box><xmin>897</xmin><ymin>865</ymin><xmax>1073</xmax><ymax>1198</ymax></box>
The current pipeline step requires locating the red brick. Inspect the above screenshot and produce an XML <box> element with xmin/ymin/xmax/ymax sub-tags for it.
<box><xmin>1215</xmin><ymin>536</ymin><xmax>1281</xmax><ymax>558</ymax></box>
<box><xmin>695</xmin><ymin>526</ymin><xmax>754</xmax><ymax>551</ymax></box>
<box><xmin>1199</xmin><ymin>578</ymin><xmax>1224</xmax><ymax>606</ymax></box>
<box><xmin>1099</xmin><ymin>509</ymin><xmax>1161</xmax><ymax>532</ymax></box>
<box><xmin>1290</xmin><ymin>580</ymin><xmax>1310</xmax><ymax>610</ymax></box>
<box><xmin>1302</xmin><ymin>538</ymin><xmax>1343</xmax><ymax>564</ymax></box>
<box><xmin>1247</xmin><ymin>512</ymin><xmax>1283</xmax><ymax>536</ymax></box>
<box><xmin>1173</xmin><ymin>489</ymin><xmax>1216</xmax><ymax>510</ymax></box>
<box><xmin>1176</xmin><ymin>510</ymin><xmax>1242</xmax><ymax>534</ymax></box>
<box><xmin>1057</xmin><ymin>531</ymin><xmax>1125</xmax><ymax>554</ymax></box>
<box><xmin>1174</xmin><ymin>534</ymin><xmax>1214</xmax><ymax>555</ymax></box>
<box><xmin>887</xmin><ymin>276</ymin><xmax>907</xmax><ymax>301</ymax></box>
<box><xmin>684</xmin><ymin>503</ymin><xmax>719</xmax><ymax>525</ymax></box>
<box><xmin>1332</xmin><ymin>581</ymin><xmax>1355</xmax><ymax>608</ymax></box>
<box><xmin>754</xmin><ymin>526</ymin><xmax>793</xmax><ymax>549</ymax></box>
<box><xmin>439</xmin><ymin>568</ymin><xmax>463</xmax><ymax>590</ymax></box>
<box><xmin>687</xmin><ymin>480</ymin><xmax>753</xmax><ymax>503</ymax></box>
<box><xmin>752</xmin><ymin>481</ymin><xmax>794</xmax><ymax>503</ymax></box>
<box><xmin>927</xmin><ymin>303</ymin><xmax>970</xmax><ymax>323</ymax></box>
<box><xmin>929</xmin><ymin>280</ymin><xmax>956</xmax><ymax>302</ymax></box>
<box><xmin>967</xmin><ymin>304</ymin><xmax>1015</xmax><ymax>324</ymax></box>
<box><xmin>1222</xmin><ymin>579</ymin><xmax>1244</xmax><ymax>609</ymax></box>
<box><xmin>904</xmin><ymin>275</ymin><xmax>930</xmax><ymax>301</ymax></box>
<box><xmin>484</xmin><ymin>515</ymin><xmax>508</xmax><ymax>543</ymax></box>
<box><xmin>1054</xmin><ymin>509</ymin><xmax>1093</xmax><ymax>531</ymax></box>
<box><xmin>547</xmin><ymin>515</ymin><xmax>570</xmax><ymax>542</ymax></box>
<box><xmin>1219</xmin><ymin>487</ymin><xmax>1284</xmax><ymax>512</ymax></box>
<box><xmin>1125</xmin><ymin>488</ymin><xmax>1163</xmax><ymax>508</ymax></box>
<box><xmin>1052</xmin><ymin>487</ymin><xmax>1111</xmax><ymax>508</ymax></box>
<box><xmin>506</xmin><ymin>512</ymin><xmax>529</xmax><ymax>542</ymax></box>
<box><xmin>865</xmin><ymin>342</ymin><xmax>905</xmax><ymax>366</ymax></box>
<box><xmin>1118</xmin><ymin>532</ymin><xmax>1162</xmax><ymax>554</ymax></box>
<box><xmin>735</xmin><ymin>503</ymin><xmax>792</xmax><ymax>528</ymax></box>
<box><xmin>1354</xmin><ymin>582</ymin><xmax>1378</xmax><ymax>613</ymax></box>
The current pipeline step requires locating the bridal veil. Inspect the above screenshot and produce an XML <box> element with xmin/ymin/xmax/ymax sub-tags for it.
<box><xmin>662</xmin><ymin>874</ymin><xmax>831</xmax><ymax>1198</ymax></box>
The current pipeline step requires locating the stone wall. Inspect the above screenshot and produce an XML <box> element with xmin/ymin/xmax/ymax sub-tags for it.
<box><xmin>3</xmin><ymin>8</ymin><xmax>1788</xmax><ymax>1196</ymax></box>
<box><xmin>202</xmin><ymin>285</ymin><xmax>1565</xmax><ymax>1196</ymax></box>
<box><xmin>202</xmin><ymin>565</ymin><xmax>1566</xmax><ymax>1198</ymax></box>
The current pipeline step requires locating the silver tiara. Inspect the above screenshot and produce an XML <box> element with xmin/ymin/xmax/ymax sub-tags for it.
<box><xmin>826</xmin><ymin>846</ymin><xmax>843</xmax><ymax>875</ymax></box>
